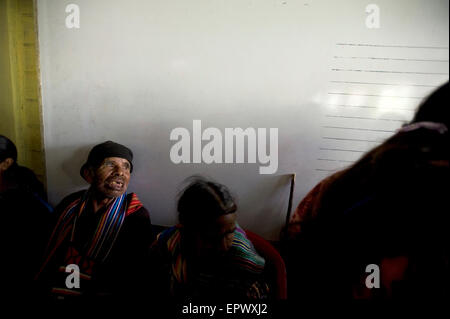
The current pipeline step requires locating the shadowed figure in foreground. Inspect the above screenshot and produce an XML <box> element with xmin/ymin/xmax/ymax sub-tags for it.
<box><xmin>286</xmin><ymin>82</ymin><xmax>449</xmax><ymax>300</ymax></box>
<box><xmin>0</xmin><ymin>135</ymin><xmax>53</xmax><ymax>299</ymax></box>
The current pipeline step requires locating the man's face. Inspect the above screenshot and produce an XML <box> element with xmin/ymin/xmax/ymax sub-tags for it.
<box><xmin>90</xmin><ymin>157</ymin><xmax>131</xmax><ymax>198</ymax></box>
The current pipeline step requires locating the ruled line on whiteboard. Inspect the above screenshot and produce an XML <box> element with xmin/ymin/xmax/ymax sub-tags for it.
<box><xmin>325</xmin><ymin>115</ymin><xmax>405</xmax><ymax>122</ymax></box>
<box><xmin>320</xmin><ymin>147</ymin><xmax>366</xmax><ymax>153</ymax></box>
<box><xmin>317</xmin><ymin>158</ymin><xmax>354</xmax><ymax>163</ymax></box>
<box><xmin>322</xmin><ymin>126</ymin><xmax>396</xmax><ymax>133</ymax></box>
<box><xmin>315</xmin><ymin>168</ymin><xmax>339</xmax><ymax>172</ymax></box>
<box><xmin>333</xmin><ymin>56</ymin><xmax>449</xmax><ymax>63</ymax></box>
<box><xmin>331</xmin><ymin>69</ymin><xmax>449</xmax><ymax>75</ymax></box>
<box><xmin>326</xmin><ymin>104</ymin><xmax>416</xmax><ymax>111</ymax></box>
<box><xmin>327</xmin><ymin>103</ymin><xmax>375</xmax><ymax>109</ymax></box>
<box><xmin>336</xmin><ymin>43</ymin><xmax>449</xmax><ymax>50</ymax></box>
<box><xmin>330</xmin><ymin>81</ymin><xmax>437</xmax><ymax>88</ymax></box>
<box><xmin>322</xmin><ymin>136</ymin><xmax>382</xmax><ymax>143</ymax></box>
<box><xmin>328</xmin><ymin>92</ymin><xmax>424</xmax><ymax>99</ymax></box>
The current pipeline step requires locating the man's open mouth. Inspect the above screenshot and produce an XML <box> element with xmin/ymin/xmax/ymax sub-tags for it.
<box><xmin>107</xmin><ymin>179</ymin><xmax>125</xmax><ymax>190</ymax></box>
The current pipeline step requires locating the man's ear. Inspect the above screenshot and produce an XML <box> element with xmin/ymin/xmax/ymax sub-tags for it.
<box><xmin>82</xmin><ymin>166</ymin><xmax>95</xmax><ymax>184</ymax></box>
<box><xmin>0</xmin><ymin>158</ymin><xmax>15</xmax><ymax>172</ymax></box>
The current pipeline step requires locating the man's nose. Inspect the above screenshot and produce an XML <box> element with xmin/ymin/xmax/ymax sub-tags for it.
<box><xmin>113</xmin><ymin>165</ymin><xmax>125</xmax><ymax>176</ymax></box>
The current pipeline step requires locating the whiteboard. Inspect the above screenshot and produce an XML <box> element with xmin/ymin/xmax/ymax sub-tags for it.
<box><xmin>37</xmin><ymin>0</ymin><xmax>449</xmax><ymax>240</ymax></box>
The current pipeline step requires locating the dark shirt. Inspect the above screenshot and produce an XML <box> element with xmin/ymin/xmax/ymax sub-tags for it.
<box><xmin>0</xmin><ymin>186</ymin><xmax>53</xmax><ymax>300</ymax></box>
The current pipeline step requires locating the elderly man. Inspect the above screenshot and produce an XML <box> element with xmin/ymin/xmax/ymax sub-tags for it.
<box><xmin>36</xmin><ymin>141</ymin><xmax>153</xmax><ymax>301</ymax></box>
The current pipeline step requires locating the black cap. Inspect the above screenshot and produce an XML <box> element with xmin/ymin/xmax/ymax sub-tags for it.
<box><xmin>80</xmin><ymin>141</ymin><xmax>133</xmax><ymax>179</ymax></box>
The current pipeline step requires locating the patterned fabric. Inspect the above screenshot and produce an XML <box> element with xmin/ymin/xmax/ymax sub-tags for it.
<box><xmin>229</xmin><ymin>227</ymin><xmax>266</xmax><ymax>275</ymax></box>
<box><xmin>162</xmin><ymin>226</ymin><xmax>187</xmax><ymax>284</ymax></box>
<box><xmin>287</xmin><ymin>170</ymin><xmax>345</xmax><ymax>239</ymax></box>
<box><xmin>157</xmin><ymin>224</ymin><xmax>266</xmax><ymax>297</ymax></box>
<box><xmin>36</xmin><ymin>189</ymin><xmax>143</xmax><ymax>281</ymax></box>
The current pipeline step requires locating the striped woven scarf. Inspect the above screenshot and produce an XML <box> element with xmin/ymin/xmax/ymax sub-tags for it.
<box><xmin>159</xmin><ymin>224</ymin><xmax>265</xmax><ymax>285</ymax></box>
<box><xmin>229</xmin><ymin>227</ymin><xmax>266</xmax><ymax>275</ymax></box>
<box><xmin>36</xmin><ymin>189</ymin><xmax>143</xmax><ymax>279</ymax></box>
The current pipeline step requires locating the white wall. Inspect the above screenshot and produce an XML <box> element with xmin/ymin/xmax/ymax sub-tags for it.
<box><xmin>37</xmin><ymin>0</ymin><xmax>449</xmax><ymax>240</ymax></box>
